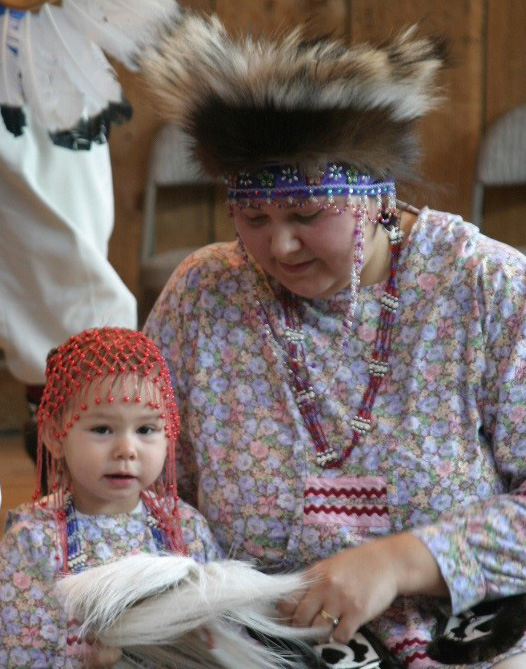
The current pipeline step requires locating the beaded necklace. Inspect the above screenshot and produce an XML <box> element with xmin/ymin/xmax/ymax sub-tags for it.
<box><xmin>60</xmin><ymin>488</ymin><xmax>179</xmax><ymax>668</ymax></box>
<box><xmin>252</xmin><ymin>211</ymin><xmax>403</xmax><ymax>469</ymax></box>
<box><xmin>62</xmin><ymin>492</ymin><xmax>169</xmax><ymax>574</ymax></box>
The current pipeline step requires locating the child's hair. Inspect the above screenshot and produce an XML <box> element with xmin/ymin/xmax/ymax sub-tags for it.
<box><xmin>35</xmin><ymin>327</ymin><xmax>185</xmax><ymax>563</ymax></box>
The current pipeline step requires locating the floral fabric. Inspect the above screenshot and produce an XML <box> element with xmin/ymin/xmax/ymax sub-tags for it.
<box><xmin>145</xmin><ymin>208</ymin><xmax>526</xmax><ymax>668</ymax></box>
<box><xmin>0</xmin><ymin>499</ymin><xmax>222</xmax><ymax>667</ymax></box>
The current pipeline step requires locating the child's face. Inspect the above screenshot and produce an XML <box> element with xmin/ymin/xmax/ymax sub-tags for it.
<box><xmin>53</xmin><ymin>380</ymin><xmax>168</xmax><ymax>514</ymax></box>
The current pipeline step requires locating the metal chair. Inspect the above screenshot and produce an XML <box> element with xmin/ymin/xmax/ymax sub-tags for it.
<box><xmin>139</xmin><ymin>124</ymin><xmax>216</xmax><ymax>301</ymax></box>
<box><xmin>471</xmin><ymin>103</ymin><xmax>526</xmax><ymax>230</ymax></box>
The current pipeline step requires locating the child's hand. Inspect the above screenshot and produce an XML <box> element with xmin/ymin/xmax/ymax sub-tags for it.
<box><xmin>67</xmin><ymin>622</ymin><xmax>122</xmax><ymax>667</ymax></box>
<box><xmin>81</xmin><ymin>641</ymin><xmax>122</xmax><ymax>668</ymax></box>
<box><xmin>200</xmin><ymin>626</ymin><xmax>216</xmax><ymax>649</ymax></box>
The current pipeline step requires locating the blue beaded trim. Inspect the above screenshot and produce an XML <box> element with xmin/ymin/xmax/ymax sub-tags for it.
<box><xmin>226</xmin><ymin>162</ymin><xmax>395</xmax><ymax>203</ymax></box>
<box><xmin>64</xmin><ymin>493</ymin><xmax>167</xmax><ymax>574</ymax></box>
<box><xmin>0</xmin><ymin>6</ymin><xmax>25</xmax><ymax>18</ymax></box>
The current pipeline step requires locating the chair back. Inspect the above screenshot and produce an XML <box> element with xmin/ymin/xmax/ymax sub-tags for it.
<box><xmin>141</xmin><ymin>125</ymin><xmax>215</xmax><ymax>263</ymax></box>
<box><xmin>472</xmin><ymin>104</ymin><xmax>526</xmax><ymax>229</ymax></box>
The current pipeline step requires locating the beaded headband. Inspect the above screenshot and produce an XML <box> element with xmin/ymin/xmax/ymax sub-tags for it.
<box><xmin>227</xmin><ymin>162</ymin><xmax>396</xmax><ymax>213</ymax></box>
<box><xmin>36</xmin><ymin>327</ymin><xmax>184</xmax><ymax>555</ymax></box>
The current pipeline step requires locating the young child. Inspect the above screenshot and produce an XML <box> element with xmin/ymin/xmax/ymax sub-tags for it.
<box><xmin>0</xmin><ymin>327</ymin><xmax>224</xmax><ymax>667</ymax></box>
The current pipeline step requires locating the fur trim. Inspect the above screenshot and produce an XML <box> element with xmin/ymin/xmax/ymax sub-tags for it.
<box><xmin>55</xmin><ymin>553</ymin><xmax>316</xmax><ymax>669</ymax></box>
<box><xmin>140</xmin><ymin>14</ymin><xmax>448</xmax><ymax>181</ymax></box>
<box><xmin>427</xmin><ymin>595</ymin><xmax>526</xmax><ymax>664</ymax></box>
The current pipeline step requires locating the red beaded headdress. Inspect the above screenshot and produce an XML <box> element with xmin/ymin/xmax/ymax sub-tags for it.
<box><xmin>36</xmin><ymin>327</ymin><xmax>184</xmax><ymax>557</ymax></box>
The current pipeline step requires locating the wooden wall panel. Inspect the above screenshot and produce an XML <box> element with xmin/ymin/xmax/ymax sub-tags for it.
<box><xmin>485</xmin><ymin>0</ymin><xmax>526</xmax><ymax>123</ymax></box>
<box><xmin>479</xmin><ymin>0</ymin><xmax>526</xmax><ymax>246</ymax></box>
<box><xmin>108</xmin><ymin>65</ymin><xmax>160</xmax><ymax>294</ymax></box>
<box><xmin>215</xmin><ymin>0</ymin><xmax>348</xmax><ymax>36</ymax></box>
<box><xmin>350</xmin><ymin>1</ymin><xmax>484</xmax><ymax>219</ymax></box>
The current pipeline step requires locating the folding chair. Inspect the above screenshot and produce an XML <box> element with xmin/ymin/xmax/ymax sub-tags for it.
<box><xmin>471</xmin><ymin>104</ymin><xmax>526</xmax><ymax>231</ymax></box>
<box><xmin>139</xmin><ymin>124</ymin><xmax>216</xmax><ymax>312</ymax></box>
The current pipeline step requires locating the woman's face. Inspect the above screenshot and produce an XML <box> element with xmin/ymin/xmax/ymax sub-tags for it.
<box><xmin>234</xmin><ymin>201</ymin><xmax>362</xmax><ymax>299</ymax></box>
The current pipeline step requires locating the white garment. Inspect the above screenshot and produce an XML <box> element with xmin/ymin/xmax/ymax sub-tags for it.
<box><xmin>493</xmin><ymin>657</ymin><xmax>526</xmax><ymax>669</ymax></box>
<box><xmin>0</xmin><ymin>113</ymin><xmax>136</xmax><ymax>384</ymax></box>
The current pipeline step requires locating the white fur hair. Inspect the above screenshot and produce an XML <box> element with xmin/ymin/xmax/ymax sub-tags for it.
<box><xmin>55</xmin><ymin>553</ymin><xmax>318</xmax><ymax>669</ymax></box>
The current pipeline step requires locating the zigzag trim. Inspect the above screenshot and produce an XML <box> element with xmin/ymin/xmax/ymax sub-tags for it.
<box><xmin>392</xmin><ymin>637</ymin><xmax>429</xmax><ymax>652</ymax></box>
<box><xmin>304</xmin><ymin>504</ymin><xmax>389</xmax><ymax>516</ymax></box>
<box><xmin>304</xmin><ymin>486</ymin><xmax>386</xmax><ymax>498</ymax></box>
<box><xmin>405</xmin><ymin>650</ymin><xmax>431</xmax><ymax>666</ymax></box>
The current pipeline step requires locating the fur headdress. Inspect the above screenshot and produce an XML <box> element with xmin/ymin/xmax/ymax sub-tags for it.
<box><xmin>140</xmin><ymin>13</ymin><xmax>448</xmax><ymax>182</ymax></box>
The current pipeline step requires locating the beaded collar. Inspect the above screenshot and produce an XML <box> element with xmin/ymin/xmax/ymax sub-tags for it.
<box><xmin>62</xmin><ymin>492</ymin><xmax>169</xmax><ymax>574</ymax></box>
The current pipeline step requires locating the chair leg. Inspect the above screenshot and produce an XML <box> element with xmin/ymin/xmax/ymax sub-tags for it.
<box><xmin>471</xmin><ymin>182</ymin><xmax>484</xmax><ymax>231</ymax></box>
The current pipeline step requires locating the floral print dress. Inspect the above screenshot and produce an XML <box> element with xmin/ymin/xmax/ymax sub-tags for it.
<box><xmin>145</xmin><ymin>208</ymin><xmax>526</xmax><ymax>668</ymax></box>
<box><xmin>0</xmin><ymin>499</ymin><xmax>223</xmax><ymax>667</ymax></box>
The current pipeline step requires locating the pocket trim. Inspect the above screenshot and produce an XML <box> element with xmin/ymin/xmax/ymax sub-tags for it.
<box><xmin>304</xmin><ymin>475</ymin><xmax>391</xmax><ymax>528</ymax></box>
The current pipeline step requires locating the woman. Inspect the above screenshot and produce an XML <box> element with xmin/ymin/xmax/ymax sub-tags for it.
<box><xmin>141</xmin><ymin>12</ymin><xmax>526</xmax><ymax>668</ymax></box>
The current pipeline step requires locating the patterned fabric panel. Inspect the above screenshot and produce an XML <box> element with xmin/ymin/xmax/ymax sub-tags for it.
<box><xmin>304</xmin><ymin>475</ymin><xmax>390</xmax><ymax>528</ymax></box>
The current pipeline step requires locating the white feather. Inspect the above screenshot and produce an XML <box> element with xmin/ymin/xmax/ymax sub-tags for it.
<box><xmin>42</xmin><ymin>4</ymin><xmax>122</xmax><ymax>116</ymax></box>
<box><xmin>16</xmin><ymin>12</ymin><xmax>57</xmax><ymax>129</ymax></box>
<box><xmin>0</xmin><ymin>9</ymin><xmax>24</xmax><ymax>107</ymax></box>
<box><xmin>55</xmin><ymin>554</ymin><xmax>317</xmax><ymax>669</ymax></box>
<box><xmin>61</xmin><ymin>0</ymin><xmax>181</xmax><ymax>70</ymax></box>
<box><xmin>1</xmin><ymin>1</ymin><xmax>180</xmax><ymax>136</ymax></box>
<box><xmin>16</xmin><ymin>5</ymin><xmax>122</xmax><ymax>131</ymax></box>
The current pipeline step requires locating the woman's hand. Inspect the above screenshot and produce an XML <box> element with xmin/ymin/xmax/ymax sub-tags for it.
<box><xmin>278</xmin><ymin>532</ymin><xmax>449</xmax><ymax>644</ymax></box>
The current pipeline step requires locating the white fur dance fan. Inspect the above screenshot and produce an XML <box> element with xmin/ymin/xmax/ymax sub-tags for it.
<box><xmin>0</xmin><ymin>0</ymin><xmax>180</xmax><ymax>148</ymax></box>
<box><xmin>55</xmin><ymin>553</ymin><xmax>318</xmax><ymax>669</ymax></box>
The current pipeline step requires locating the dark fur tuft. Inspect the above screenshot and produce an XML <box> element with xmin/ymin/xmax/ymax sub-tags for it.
<box><xmin>427</xmin><ymin>595</ymin><xmax>526</xmax><ymax>664</ymax></box>
<box><xmin>191</xmin><ymin>100</ymin><xmax>417</xmax><ymax>179</ymax></box>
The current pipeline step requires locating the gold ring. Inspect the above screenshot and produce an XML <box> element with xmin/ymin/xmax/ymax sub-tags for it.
<box><xmin>319</xmin><ymin>608</ymin><xmax>339</xmax><ymax>628</ymax></box>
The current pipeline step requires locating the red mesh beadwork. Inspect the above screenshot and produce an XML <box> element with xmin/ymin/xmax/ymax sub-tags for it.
<box><xmin>36</xmin><ymin>327</ymin><xmax>185</xmax><ymax>563</ymax></box>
